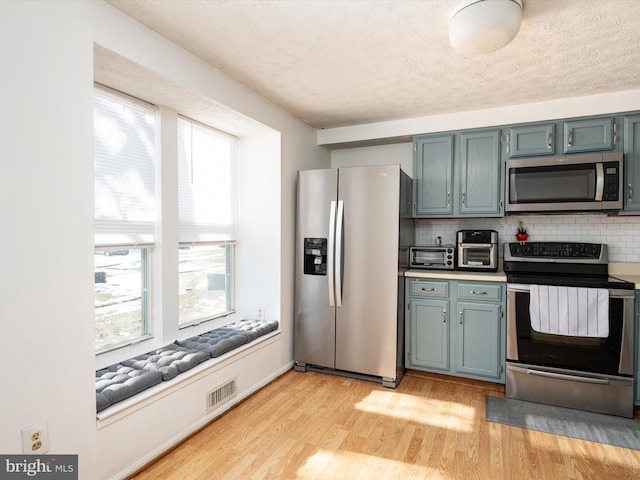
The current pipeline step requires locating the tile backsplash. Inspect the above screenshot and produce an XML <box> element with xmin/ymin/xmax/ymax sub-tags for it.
<box><xmin>415</xmin><ymin>214</ymin><xmax>640</xmax><ymax>263</ymax></box>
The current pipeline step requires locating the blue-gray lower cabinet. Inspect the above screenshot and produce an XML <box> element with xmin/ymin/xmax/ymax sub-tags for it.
<box><xmin>408</xmin><ymin>297</ymin><xmax>450</xmax><ymax>372</ymax></box>
<box><xmin>455</xmin><ymin>300</ymin><xmax>502</xmax><ymax>379</ymax></box>
<box><xmin>406</xmin><ymin>278</ymin><xmax>506</xmax><ymax>383</ymax></box>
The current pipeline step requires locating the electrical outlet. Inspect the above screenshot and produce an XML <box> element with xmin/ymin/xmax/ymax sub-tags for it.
<box><xmin>256</xmin><ymin>305</ymin><xmax>264</xmax><ymax>320</ymax></box>
<box><xmin>21</xmin><ymin>421</ymin><xmax>49</xmax><ymax>454</ymax></box>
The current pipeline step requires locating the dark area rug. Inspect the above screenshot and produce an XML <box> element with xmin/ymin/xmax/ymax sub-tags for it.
<box><xmin>485</xmin><ymin>395</ymin><xmax>640</xmax><ymax>450</ymax></box>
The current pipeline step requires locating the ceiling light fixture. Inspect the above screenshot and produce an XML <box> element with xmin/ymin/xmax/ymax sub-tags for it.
<box><xmin>449</xmin><ymin>0</ymin><xmax>523</xmax><ymax>54</ymax></box>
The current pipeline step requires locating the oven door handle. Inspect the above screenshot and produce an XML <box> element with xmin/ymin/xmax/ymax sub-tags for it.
<box><xmin>511</xmin><ymin>365</ymin><xmax>616</xmax><ymax>385</ymax></box>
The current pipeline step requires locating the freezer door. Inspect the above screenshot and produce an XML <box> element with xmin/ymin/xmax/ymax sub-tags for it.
<box><xmin>294</xmin><ymin>169</ymin><xmax>337</xmax><ymax>369</ymax></box>
<box><xmin>336</xmin><ymin>165</ymin><xmax>400</xmax><ymax>378</ymax></box>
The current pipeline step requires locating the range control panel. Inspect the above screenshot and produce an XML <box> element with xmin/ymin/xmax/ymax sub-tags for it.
<box><xmin>506</xmin><ymin>242</ymin><xmax>604</xmax><ymax>260</ymax></box>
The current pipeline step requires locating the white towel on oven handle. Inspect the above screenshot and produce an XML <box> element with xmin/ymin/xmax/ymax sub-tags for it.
<box><xmin>529</xmin><ymin>285</ymin><xmax>609</xmax><ymax>338</ymax></box>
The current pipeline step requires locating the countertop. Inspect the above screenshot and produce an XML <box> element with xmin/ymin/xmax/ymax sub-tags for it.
<box><xmin>405</xmin><ymin>268</ymin><xmax>507</xmax><ymax>282</ymax></box>
<box><xmin>405</xmin><ymin>261</ymin><xmax>640</xmax><ymax>290</ymax></box>
<box><xmin>609</xmin><ymin>262</ymin><xmax>640</xmax><ymax>290</ymax></box>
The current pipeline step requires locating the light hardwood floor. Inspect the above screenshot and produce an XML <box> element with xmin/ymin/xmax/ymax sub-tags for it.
<box><xmin>130</xmin><ymin>370</ymin><xmax>640</xmax><ymax>480</ymax></box>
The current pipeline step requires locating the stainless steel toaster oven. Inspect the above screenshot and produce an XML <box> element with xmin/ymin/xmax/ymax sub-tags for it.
<box><xmin>409</xmin><ymin>245</ymin><xmax>455</xmax><ymax>270</ymax></box>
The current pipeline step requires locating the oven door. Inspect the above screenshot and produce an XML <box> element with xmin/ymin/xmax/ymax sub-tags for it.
<box><xmin>506</xmin><ymin>283</ymin><xmax>635</xmax><ymax>417</ymax></box>
<box><xmin>506</xmin><ymin>284</ymin><xmax>635</xmax><ymax>376</ymax></box>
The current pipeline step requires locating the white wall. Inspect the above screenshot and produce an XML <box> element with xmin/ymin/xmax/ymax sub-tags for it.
<box><xmin>331</xmin><ymin>143</ymin><xmax>413</xmax><ymax>175</ymax></box>
<box><xmin>237</xmin><ymin>132</ymin><xmax>281</xmax><ymax>321</ymax></box>
<box><xmin>318</xmin><ymin>89</ymin><xmax>640</xmax><ymax>146</ymax></box>
<box><xmin>0</xmin><ymin>1</ymin><xmax>97</xmax><ymax>476</ymax></box>
<box><xmin>0</xmin><ymin>2</ymin><xmax>329</xmax><ymax>479</ymax></box>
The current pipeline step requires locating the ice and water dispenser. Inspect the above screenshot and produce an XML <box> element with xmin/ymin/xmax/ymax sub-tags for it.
<box><xmin>303</xmin><ymin>238</ymin><xmax>327</xmax><ymax>275</ymax></box>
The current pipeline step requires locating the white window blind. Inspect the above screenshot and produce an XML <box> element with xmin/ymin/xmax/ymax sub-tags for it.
<box><xmin>178</xmin><ymin>118</ymin><xmax>237</xmax><ymax>243</ymax></box>
<box><xmin>94</xmin><ymin>87</ymin><xmax>156</xmax><ymax>247</ymax></box>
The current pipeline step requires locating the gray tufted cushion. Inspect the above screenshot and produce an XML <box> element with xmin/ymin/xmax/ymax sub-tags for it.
<box><xmin>96</xmin><ymin>320</ymin><xmax>280</xmax><ymax>412</ymax></box>
<box><xmin>95</xmin><ymin>365</ymin><xmax>163</xmax><ymax>412</ymax></box>
<box><xmin>120</xmin><ymin>345</ymin><xmax>210</xmax><ymax>381</ymax></box>
<box><xmin>218</xmin><ymin>319</ymin><xmax>279</xmax><ymax>341</ymax></box>
<box><xmin>176</xmin><ymin>330</ymin><xmax>249</xmax><ymax>358</ymax></box>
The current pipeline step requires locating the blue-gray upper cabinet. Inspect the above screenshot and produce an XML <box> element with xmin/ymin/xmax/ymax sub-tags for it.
<box><xmin>563</xmin><ymin>117</ymin><xmax>617</xmax><ymax>154</ymax></box>
<box><xmin>413</xmin><ymin>134</ymin><xmax>454</xmax><ymax>216</ymax></box>
<box><xmin>508</xmin><ymin>123</ymin><xmax>555</xmax><ymax>157</ymax></box>
<box><xmin>458</xmin><ymin>129</ymin><xmax>503</xmax><ymax>216</ymax></box>
<box><xmin>623</xmin><ymin>115</ymin><xmax>640</xmax><ymax>212</ymax></box>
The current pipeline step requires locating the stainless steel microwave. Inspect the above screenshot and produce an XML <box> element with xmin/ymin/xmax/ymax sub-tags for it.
<box><xmin>505</xmin><ymin>151</ymin><xmax>623</xmax><ymax>213</ymax></box>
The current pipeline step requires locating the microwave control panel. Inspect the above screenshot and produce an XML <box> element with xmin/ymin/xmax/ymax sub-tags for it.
<box><xmin>603</xmin><ymin>161</ymin><xmax>619</xmax><ymax>201</ymax></box>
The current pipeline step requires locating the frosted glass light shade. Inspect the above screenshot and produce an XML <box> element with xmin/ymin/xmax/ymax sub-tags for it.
<box><xmin>449</xmin><ymin>0</ymin><xmax>523</xmax><ymax>54</ymax></box>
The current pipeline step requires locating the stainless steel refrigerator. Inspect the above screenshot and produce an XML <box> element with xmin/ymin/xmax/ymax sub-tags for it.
<box><xmin>294</xmin><ymin>164</ymin><xmax>414</xmax><ymax>387</ymax></box>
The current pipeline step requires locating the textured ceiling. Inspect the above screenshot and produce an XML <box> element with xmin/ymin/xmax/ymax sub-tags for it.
<box><xmin>106</xmin><ymin>0</ymin><xmax>640</xmax><ymax>130</ymax></box>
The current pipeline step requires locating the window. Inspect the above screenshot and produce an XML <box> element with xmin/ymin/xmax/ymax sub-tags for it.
<box><xmin>177</xmin><ymin>118</ymin><xmax>237</xmax><ymax>326</ymax></box>
<box><xmin>94</xmin><ymin>87</ymin><xmax>156</xmax><ymax>352</ymax></box>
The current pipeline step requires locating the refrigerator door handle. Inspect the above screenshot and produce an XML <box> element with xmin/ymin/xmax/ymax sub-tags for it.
<box><xmin>328</xmin><ymin>201</ymin><xmax>337</xmax><ymax>307</ymax></box>
<box><xmin>335</xmin><ymin>200</ymin><xmax>344</xmax><ymax>307</ymax></box>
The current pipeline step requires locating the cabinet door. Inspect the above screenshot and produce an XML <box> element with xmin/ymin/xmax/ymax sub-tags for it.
<box><xmin>509</xmin><ymin>124</ymin><xmax>555</xmax><ymax>157</ymax></box>
<box><xmin>563</xmin><ymin>117</ymin><xmax>615</xmax><ymax>153</ymax></box>
<box><xmin>458</xmin><ymin>129</ymin><xmax>502</xmax><ymax>216</ymax></box>
<box><xmin>413</xmin><ymin>135</ymin><xmax>454</xmax><ymax>216</ymax></box>
<box><xmin>454</xmin><ymin>301</ymin><xmax>501</xmax><ymax>379</ymax></box>
<box><xmin>409</xmin><ymin>298</ymin><xmax>450</xmax><ymax>371</ymax></box>
<box><xmin>623</xmin><ymin>115</ymin><xmax>640</xmax><ymax>212</ymax></box>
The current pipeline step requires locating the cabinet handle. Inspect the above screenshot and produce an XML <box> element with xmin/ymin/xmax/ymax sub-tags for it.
<box><xmin>629</xmin><ymin>183</ymin><xmax>634</xmax><ymax>203</ymax></box>
<box><xmin>567</xmin><ymin>129</ymin><xmax>573</xmax><ymax>147</ymax></box>
<box><xmin>502</xmin><ymin>134</ymin><xmax>511</xmax><ymax>153</ymax></box>
<box><xmin>447</xmin><ymin>191</ymin><xmax>450</xmax><ymax>207</ymax></box>
<box><xmin>421</xmin><ymin>287</ymin><xmax>436</xmax><ymax>292</ymax></box>
<box><xmin>613</xmin><ymin>121</ymin><xmax>617</xmax><ymax>145</ymax></box>
<box><xmin>461</xmin><ymin>191</ymin><xmax>466</xmax><ymax>206</ymax></box>
<box><xmin>459</xmin><ymin>311</ymin><xmax>463</xmax><ymax>326</ymax></box>
<box><xmin>470</xmin><ymin>290</ymin><xmax>488</xmax><ymax>295</ymax></box>
<box><xmin>547</xmin><ymin>132</ymin><xmax>553</xmax><ymax>149</ymax></box>
<box><xmin>443</xmin><ymin>309</ymin><xmax>447</xmax><ymax>325</ymax></box>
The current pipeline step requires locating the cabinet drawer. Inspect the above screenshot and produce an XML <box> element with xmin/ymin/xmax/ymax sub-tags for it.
<box><xmin>457</xmin><ymin>282</ymin><xmax>502</xmax><ymax>302</ymax></box>
<box><xmin>410</xmin><ymin>280</ymin><xmax>449</xmax><ymax>297</ymax></box>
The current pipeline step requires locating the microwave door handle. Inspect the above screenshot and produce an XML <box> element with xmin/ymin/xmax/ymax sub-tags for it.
<box><xmin>595</xmin><ymin>163</ymin><xmax>604</xmax><ymax>201</ymax></box>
